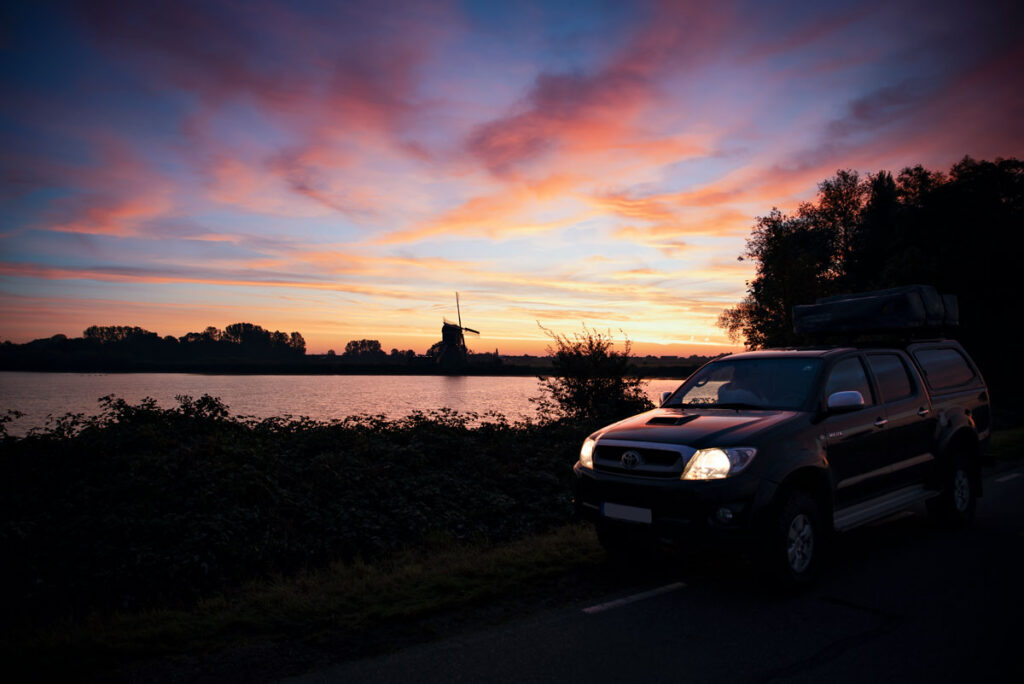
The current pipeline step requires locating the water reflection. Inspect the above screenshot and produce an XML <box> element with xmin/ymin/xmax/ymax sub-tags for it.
<box><xmin>0</xmin><ymin>372</ymin><xmax>684</xmax><ymax>434</ymax></box>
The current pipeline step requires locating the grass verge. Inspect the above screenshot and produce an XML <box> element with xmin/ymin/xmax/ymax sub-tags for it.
<box><xmin>989</xmin><ymin>427</ymin><xmax>1024</xmax><ymax>462</ymax></box>
<box><xmin>2</xmin><ymin>523</ymin><xmax>603</xmax><ymax>682</ymax></box>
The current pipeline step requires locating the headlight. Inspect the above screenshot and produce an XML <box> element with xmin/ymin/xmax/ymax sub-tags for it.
<box><xmin>681</xmin><ymin>447</ymin><xmax>757</xmax><ymax>480</ymax></box>
<box><xmin>579</xmin><ymin>437</ymin><xmax>596</xmax><ymax>469</ymax></box>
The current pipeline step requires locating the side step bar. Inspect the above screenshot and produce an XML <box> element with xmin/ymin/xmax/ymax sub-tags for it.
<box><xmin>833</xmin><ymin>484</ymin><xmax>938</xmax><ymax>532</ymax></box>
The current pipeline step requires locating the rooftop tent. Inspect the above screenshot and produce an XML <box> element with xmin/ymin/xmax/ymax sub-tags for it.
<box><xmin>792</xmin><ymin>285</ymin><xmax>959</xmax><ymax>335</ymax></box>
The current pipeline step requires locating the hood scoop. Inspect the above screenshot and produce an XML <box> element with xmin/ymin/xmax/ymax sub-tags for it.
<box><xmin>646</xmin><ymin>414</ymin><xmax>699</xmax><ymax>427</ymax></box>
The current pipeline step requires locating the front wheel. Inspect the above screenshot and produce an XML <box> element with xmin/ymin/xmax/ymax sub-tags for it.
<box><xmin>760</xmin><ymin>491</ymin><xmax>822</xmax><ymax>587</ymax></box>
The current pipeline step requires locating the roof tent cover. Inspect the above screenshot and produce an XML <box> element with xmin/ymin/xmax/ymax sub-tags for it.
<box><xmin>792</xmin><ymin>285</ymin><xmax>959</xmax><ymax>335</ymax></box>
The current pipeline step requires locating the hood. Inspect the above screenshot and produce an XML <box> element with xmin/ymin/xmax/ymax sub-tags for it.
<box><xmin>595</xmin><ymin>407</ymin><xmax>800</xmax><ymax>448</ymax></box>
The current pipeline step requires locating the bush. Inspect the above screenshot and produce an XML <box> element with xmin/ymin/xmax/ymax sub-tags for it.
<box><xmin>0</xmin><ymin>396</ymin><xmax>586</xmax><ymax>620</ymax></box>
<box><xmin>532</xmin><ymin>325</ymin><xmax>654</xmax><ymax>421</ymax></box>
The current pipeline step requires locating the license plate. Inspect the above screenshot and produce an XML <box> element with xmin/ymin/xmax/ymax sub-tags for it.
<box><xmin>601</xmin><ymin>502</ymin><xmax>652</xmax><ymax>524</ymax></box>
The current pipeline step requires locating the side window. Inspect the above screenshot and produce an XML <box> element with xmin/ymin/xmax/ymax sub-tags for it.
<box><xmin>867</xmin><ymin>354</ymin><xmax>915</xmax><ymax>403</ymax></box>
<box><xmin>913</xmin><ymin>348</ymin><xmax>975</xmax><ymax>390</ymax></box>
<box><xmin>825</xmin><ymin>357</ymin><xmax>873</xmax><ymax>405</ymax></box>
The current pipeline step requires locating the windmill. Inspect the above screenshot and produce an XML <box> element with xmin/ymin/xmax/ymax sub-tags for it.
<box><xmin>437</xmin><ymin>292</ymin><xmax>480</xmax><ymax>367</ymax></box>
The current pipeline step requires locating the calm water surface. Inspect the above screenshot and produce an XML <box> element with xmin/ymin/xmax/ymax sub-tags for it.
<box><xmin>0</xmin><ymin>373</ymin><xmax>685</xmax><ymax>433</ymax></box>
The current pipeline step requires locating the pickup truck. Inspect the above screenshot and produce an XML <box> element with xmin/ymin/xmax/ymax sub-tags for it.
<box><xmin>572</xmin><ymin>339</ymin><xmax>991</xmax><ymax>584</ymax></box>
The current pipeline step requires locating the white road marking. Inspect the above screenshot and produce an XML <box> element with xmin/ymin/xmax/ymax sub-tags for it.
<box><xmin>995</xmin><ymin>473</ymin><xmax>1021</xmax><ymax>483</ymax></box>
<box><xmin>582</xmin><ymin>582</ymin><xmax>686</xmax><ymax>615</ymax></box>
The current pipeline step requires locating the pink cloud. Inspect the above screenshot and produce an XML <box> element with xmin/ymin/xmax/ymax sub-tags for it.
<box><xmin>78</xmin><ymin>1</ymin><xmax>450</xmax><ymax>145</ymax></box>
<box><xmin>48</xmin><ymin>193</ymin><xmax>173</xmax><ymax>237</ymax></box>
<box><xmin>379</xmin><ymin>174</ymin><xmax>585</xmax><ymax>243</ymax></box>
<box><xmin>464</xmin><ymin>3</ymin><xmax>732</xmax><ymax>178</ymax></box>
<box><xmin>23</xmin><ymin>137</ymin><xmax>177</xmax><ymax>237</ymax></box>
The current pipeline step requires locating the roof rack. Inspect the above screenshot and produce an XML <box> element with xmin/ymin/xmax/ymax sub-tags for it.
<box><xmin>793</xmin><ymin>285</ymin><xmax>958</xmax><ymax>339</ymax></box>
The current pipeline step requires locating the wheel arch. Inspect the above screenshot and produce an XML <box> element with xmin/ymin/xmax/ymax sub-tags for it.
<box><xmin>774</xmin><ymin>466</ymin><xmax>834</xmax><ymax>529</ymax></box>
<box><xmin>936</xmin><ymin>426</ymin><xmax>982</xmax><ymax>496</ymax></box>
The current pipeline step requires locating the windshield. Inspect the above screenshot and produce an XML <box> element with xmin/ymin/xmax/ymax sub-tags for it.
<box><xmin>666</xmin><ymin>357</ymin><xmax>823</xmax><ymax>411</ymax></box>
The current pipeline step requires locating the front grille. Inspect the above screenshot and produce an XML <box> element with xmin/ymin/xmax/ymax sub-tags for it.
<box><xmin>595</xmin><ymin>445</ymin><xmax>681</xmax><ymax>466</ymax></box>
<box><xmin>593</xmin><ymin>441</ymin><xmax>691</xmax><ymax>478</ymax></box>
<box><xmin>596</xmin><ymin>464</ymin><xmax>681</xmax><ymax>478</ymax></box>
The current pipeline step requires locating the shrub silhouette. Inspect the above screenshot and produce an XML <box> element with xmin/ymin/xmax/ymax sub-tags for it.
<box><xmin>533</xmin><ymin>325</ymin><xmax>653</xmax><ymax>422</ymax></box>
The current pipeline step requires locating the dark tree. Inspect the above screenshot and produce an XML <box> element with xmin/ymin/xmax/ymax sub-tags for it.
<box><xmin>719</xmin><ymin>208</ymin><xmax>834</xmax><ymax>348</ymax></box>
<box><xmin>222</xmin><ymin>322</ymin><xmax>267</xmax><ymax>346</ymax></box>
<box><xmin>179</xmin><ymin>327</ymin><xmax>222</xmax><ymax>345</ymax></box>
<box><xmin>425</xmin><ymin>341</ymin><xmax>444</xmax><ymax>359</ymax></box>
<box><xmin>343</xmin><ymin>339</ymin><xmax>385</xmax><ymax>357</ymax></box>
<box><xmin>719</xmin><ymin>156</ymin><xmax>1024</xmax><ymax>423</ymax></box>
<box><xmin>84</xmin><ymin>325</ymin><xmax>159</xmax><ymax>343</ymax></box>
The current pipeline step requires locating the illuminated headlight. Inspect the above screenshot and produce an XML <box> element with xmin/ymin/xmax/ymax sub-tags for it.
<box><xmin>681</xmin><ymin>447</ymin><xmax>757</xmax><ymax>480</ymax></box>
<box><xmin>579</xmin><ymin>437</ymin><xmax>597</xmax><ymax>469</ymax></box>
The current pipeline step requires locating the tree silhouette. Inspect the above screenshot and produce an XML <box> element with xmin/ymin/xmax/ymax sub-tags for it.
<box><xmin>343</xmin><ymin>339</ymin><xmax>385</xmax><ymax>358</ymax></box>
<box><xmin>719</xmin><ymin>156</ymin><xmax>1024</xmax><ymax>421</ymax></box>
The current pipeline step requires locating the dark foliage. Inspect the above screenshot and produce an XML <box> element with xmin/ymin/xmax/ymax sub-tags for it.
<box><xmin>718</xmin><ymin>156</ymin><xmax>1024</xmax><ymax>423</ymax></box>
<box><xmin>343</xmin><ymin>339</ymin><xmax>386</xmax><ymax>359</ymax></box>
<box><xmin>0</xmin><ymin>396</ymin><xmax>594</xmax><ymax>621</ymax></box>
<box><xmin>533</xmin><ymin>325</ymin><xmax>654</xmax><ymax>421</ymax></box>
<box><xmin>0</xmin><ymin>323</ymin><xmax>306</xmax><ymax>371</ymax></box>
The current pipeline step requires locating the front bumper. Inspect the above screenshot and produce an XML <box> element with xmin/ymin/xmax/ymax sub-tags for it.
<box><xmin>573</xmin><ymin>462</ymin><xmax>775</xmax><ymax>548</ymax></box>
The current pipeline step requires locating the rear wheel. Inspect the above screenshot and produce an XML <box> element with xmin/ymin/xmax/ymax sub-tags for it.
<box><xmin>928</xmin><ymin>451</ymin><xmax>977</xmax><ymax>524</ymax></box>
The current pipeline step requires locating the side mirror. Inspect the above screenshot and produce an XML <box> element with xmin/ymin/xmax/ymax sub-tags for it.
<box><xmin>827</xmin><ymin>390</ymin><xmax>865</xmax><ymax>413</ymax></box>
<box><xmin>660</xmin><ymin>391</ymin><xmax>672</xmax><ymax>405</ymax></box>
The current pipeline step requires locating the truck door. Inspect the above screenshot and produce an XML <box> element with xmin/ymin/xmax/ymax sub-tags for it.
<box><xmin>865</xmin><ymin>352</ymin><xmax>936</xmax><ymax>490</ymax></box>
<box><xmin>820</xmin><ymin>355</ymin><xmax>890</xmax><ymax>506</ymax></box>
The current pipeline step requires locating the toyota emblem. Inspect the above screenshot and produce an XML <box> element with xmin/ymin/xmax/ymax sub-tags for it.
<box><xmin>620</xmin><ymin>450</ymin><xmax>642</xmax><ymax>469</ymax></box>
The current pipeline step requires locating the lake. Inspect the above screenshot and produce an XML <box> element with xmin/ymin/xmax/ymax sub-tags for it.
<box><xmin>0</xmin><ymin>372</ymin><xmax>687</xmax><ymax>434</ymax></box>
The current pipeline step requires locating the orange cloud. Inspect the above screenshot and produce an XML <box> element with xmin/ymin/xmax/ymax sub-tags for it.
<box><xmin>378</xmin><ymin>174</ymin><xmax>588</xmax><ymax>244</ymax></box>
<box><xmin>48</xmin><ymin>193</ymin><xmax>173</xmax><ymax>237</ymax></box>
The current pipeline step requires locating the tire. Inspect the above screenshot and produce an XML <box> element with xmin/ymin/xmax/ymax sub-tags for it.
<box><xmin>760</xmin><ymin>490</ymin><xmax>821</xmax><ymax>587</ymax></box>
<box><xmin>927</xmin><ymin>451</ymin><xmax>977</xmax><ymax>524</ymax></box>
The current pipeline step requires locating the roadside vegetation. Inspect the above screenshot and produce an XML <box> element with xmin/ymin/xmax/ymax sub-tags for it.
<box><xmin>0</xmin><ymin>326</ymin><xmax>651</xmax><ymax>678</ymax></box>
<box><xmin>1</xmin><ymin>395</ymin><xmax>591</xmax><ymax>620</ymax></box>
<box><xmin>7</xmin><ymin>524</ymin><xmax>606</xmax><ymax>682</ymax></box>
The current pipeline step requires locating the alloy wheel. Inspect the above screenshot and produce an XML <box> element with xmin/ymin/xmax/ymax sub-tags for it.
<box><xmin>786</xmin><ymin>513</ymin><xmax>814</xmax><ymax>574</ymax></box>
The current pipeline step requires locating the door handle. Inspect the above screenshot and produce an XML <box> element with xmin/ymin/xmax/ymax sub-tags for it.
<box><xmin>917</xmin><ymin>407</ymin><xmax>930</xmax><ymax>417</ymax></box>
<box><xmin>874</xmin><ymin>418</ymin><xmax>888</xmax><ymax>428</ymax></box>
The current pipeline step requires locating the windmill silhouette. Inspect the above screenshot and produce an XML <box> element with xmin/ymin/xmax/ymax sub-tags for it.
<box><xmin>437</xmin><ymin>292</ymin><xmax>479</xmax><ymax>368</ymax></box>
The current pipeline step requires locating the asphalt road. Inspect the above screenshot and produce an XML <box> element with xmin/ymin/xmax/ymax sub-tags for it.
<box><xmin>285</xmin><ymin>464</ymin><xmax>1024</xmax><ymax>683</ymax></box>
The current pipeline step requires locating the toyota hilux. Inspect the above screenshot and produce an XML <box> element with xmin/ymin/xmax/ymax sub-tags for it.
<box><xmin>573</xmin><ymin>337</ymin><xmax>990</xmax><ymax>584</ymax></box>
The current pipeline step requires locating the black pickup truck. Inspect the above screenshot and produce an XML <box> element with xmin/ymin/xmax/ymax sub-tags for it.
<box><xmin>573</xmin><ymin>334</ymin><xmax>991</xmax><ymax>584</ymax></box>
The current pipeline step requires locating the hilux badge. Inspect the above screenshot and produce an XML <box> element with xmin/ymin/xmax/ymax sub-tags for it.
<box><xmin>620</xmin><ymin>450</ymin><xmax>642</xmax><ymax>468</ymax></box>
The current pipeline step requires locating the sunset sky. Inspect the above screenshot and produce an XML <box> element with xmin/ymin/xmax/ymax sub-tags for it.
<box><xmin>2</xmin><ymin>0</ymin><xmax>1022</xmax><ymax>355</ymax></box>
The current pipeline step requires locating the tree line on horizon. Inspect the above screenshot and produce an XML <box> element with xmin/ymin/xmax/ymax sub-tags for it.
<box><xmin>0</xmin><ymin>325</ymin><xmax>512</xmax><ymax>372</ymax></box>
<box><xmin>719</xmin><ymin>155</ymin><xmax>1023</xmax><ymax>421</ymax></box>
<box><xmin>1</xmin><ymin>322</ymin><xmax>306</xmax><ymax>369</ymax></box>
